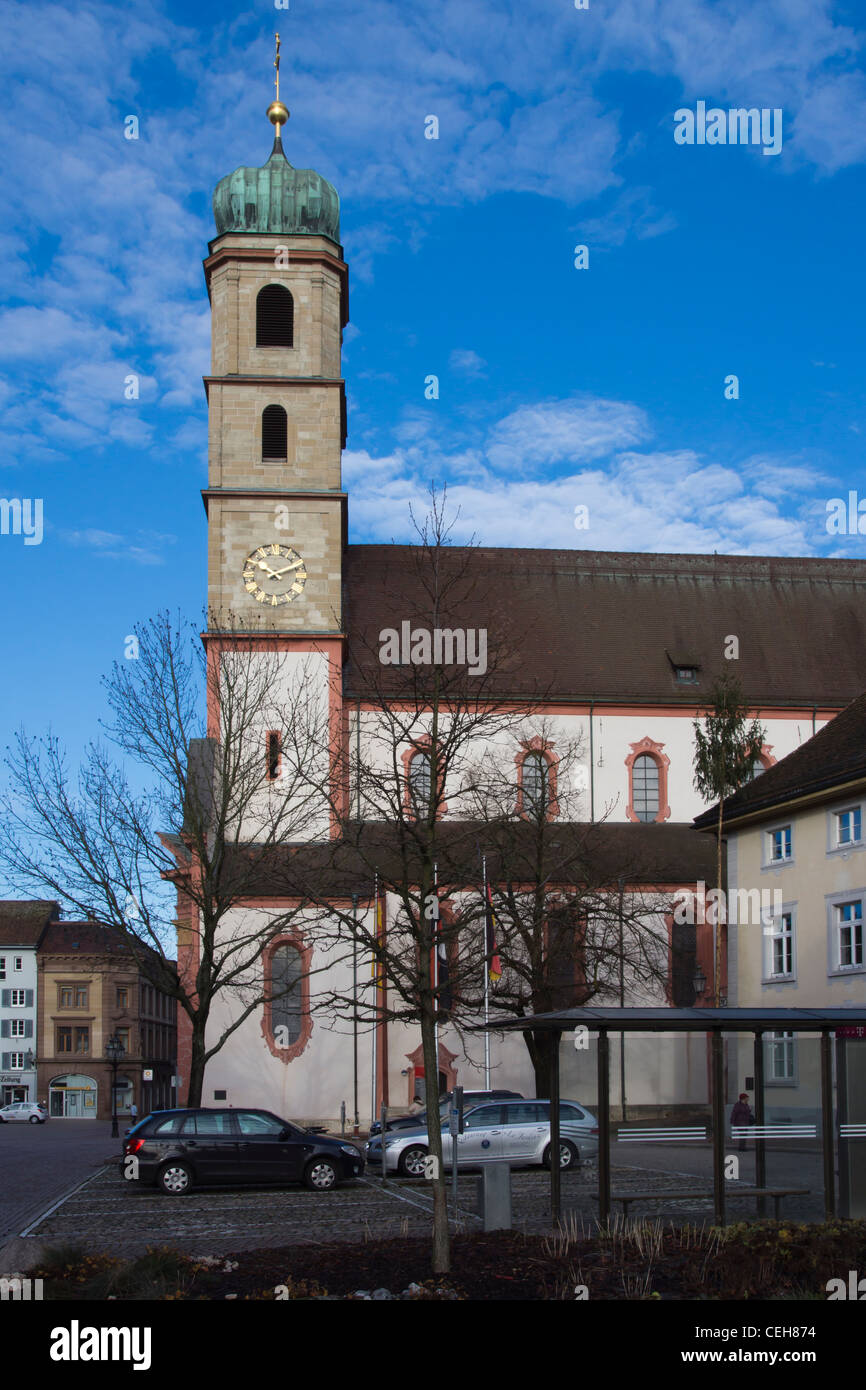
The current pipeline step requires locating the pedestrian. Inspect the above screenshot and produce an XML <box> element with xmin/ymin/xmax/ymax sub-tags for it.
<box><xmin>129</xmin><ymin>1100</ymin><xmax>138</xmax><ymax>1124</ymax></box>
<box><xmin>730</xmin><ymin>1092</ymin><xmax>754</xmax><ymax>1151</ymax></box>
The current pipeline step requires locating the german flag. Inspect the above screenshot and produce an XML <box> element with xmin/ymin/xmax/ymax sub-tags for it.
<box><xmin>485</xmin><ymin>881</ymin><xmax>502</xmax><ymax>982</ymax></box>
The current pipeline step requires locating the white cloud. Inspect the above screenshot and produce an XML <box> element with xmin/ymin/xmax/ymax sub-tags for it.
<box><xmin>449</xmin><ymin>349</ymin><xmax>487</xmax><ymax>378</ymax></box>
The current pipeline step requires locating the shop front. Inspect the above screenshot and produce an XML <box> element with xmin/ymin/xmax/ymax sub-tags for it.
<box><xmin>49</xmin><ymin>1073</ymin><xmax>98</xmax><ymax>1118</ymax></box>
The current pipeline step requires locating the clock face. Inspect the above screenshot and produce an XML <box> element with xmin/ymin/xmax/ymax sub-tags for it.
<box><xmin>242</xmin><ymin>543</ymin><xmax>307</xmax><ymax>606</ymax></box>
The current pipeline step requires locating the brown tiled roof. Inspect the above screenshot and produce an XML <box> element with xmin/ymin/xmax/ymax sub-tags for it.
<box><xmin>694</xmin><ymin>689</ymin><xmax>866</xmax><ymax>829</ymax></box>
<box><xmin>39</xmin><ymin>921</ymin><xmax>134</xmax><ymax>955</ymax></box>
<box><xmin>0</xmin><ymin>900</ymin><xmax>59</xmax><ymax>948</ymax></box>
<box><xmin>343</xmin><ymin>546</ymin><xmax>866</xmax><ymax>706</ymax></box>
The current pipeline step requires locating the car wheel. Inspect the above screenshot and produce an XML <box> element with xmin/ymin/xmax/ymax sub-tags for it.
<box><xmin>304</xmin><ymin>1158</ymin><xmax>338</xmax><ymax>1191</ymax></box>
<box><xmin>29</xmin><ymin>1115</ymin><xmax>41</xmax><ymax>1124</ymax></box>
<box><xmin>157</xmin><ymin>1161</ymin><xmax>193</xmax><ymax>1195</ymax></box>
<box><xmin>543</xmin><ymin>1139</ymin><xmax>579</xmax><ymax>1171</ymax></box>
<box><xmin>398</xmin><ymin>1144</ymin><xmax>429</xmax><ymax>1178</ymax></box>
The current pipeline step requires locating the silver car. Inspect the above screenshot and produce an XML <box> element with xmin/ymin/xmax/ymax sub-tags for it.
<box><xmin>366</xmin><ymin>1099</ymin><xmax>598</xmax><ymax>1176</ymax></box>
<box><xmin>0</xmin><ymin>1101</ymin><xmax>48</xmax><ymax>1125</ymax></box>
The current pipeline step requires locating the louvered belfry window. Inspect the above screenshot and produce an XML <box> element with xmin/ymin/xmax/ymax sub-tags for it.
<box><xmin>256</xmin><ymin>285</ymin><xmax>294</xmax><ymax>347</ymax></box>
<box><xmin>262</xmin><ymin>405</ymin><xmax>288</xmax><ymax>460</ymax></box>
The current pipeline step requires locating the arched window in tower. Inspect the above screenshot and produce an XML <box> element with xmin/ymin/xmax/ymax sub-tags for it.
<box><xmin>270</xmin><ymin>943</ymin><xmax>303</xmax><ymax>1048</ymax></box>
<box><xmin>632</xmin><ymin>753</ymin><xmax>660</xmax><ymax>822</ymax></box>
<box><xmin>522</xmin><ymin>751</ymin><xmax>550</xmax><ymax>820</ymax></box>
<box><xmin>256</xmin><ymin>284</ymin><xmax>294</xmax><ymax>348</ymax></box>
<box><xmin>409</xmin><ymin>750</ymin><xmax>432</xmax><ymax>814</ymax></box>
<box><xmin>262</xmin><ymin>405</ymin><xmax>288</xmax><ymax>460</ymax></box>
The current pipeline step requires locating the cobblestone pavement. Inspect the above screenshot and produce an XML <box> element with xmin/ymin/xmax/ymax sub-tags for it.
<box><xmin>0</xmin><ymin>1120</ymin><xmax>119</xmax><ymax>1244</ymax></box>
<box><xmin>16</xmin><ymin>1156</ymin><xmax>828</xmax><ymax>1260</ymax></box>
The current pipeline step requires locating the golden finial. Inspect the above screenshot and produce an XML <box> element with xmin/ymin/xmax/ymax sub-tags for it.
<box><xmin>267</xmin><ymin>32</ymin><xmax>289</xmax><ymax>132</ymax></box>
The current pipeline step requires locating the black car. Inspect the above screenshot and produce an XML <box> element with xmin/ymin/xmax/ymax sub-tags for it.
<box><xmin>368</xmin><ymin>1089</ymin><xmax>524</xmax><ymax>1137</ymax></box>
<box><xmin>120</xmin><ymin>1107</ymin><xmax>364</xmax><ymax>1195</ymax></box>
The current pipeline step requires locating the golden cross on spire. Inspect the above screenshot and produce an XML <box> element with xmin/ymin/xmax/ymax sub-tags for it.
<box><xmin>267</xmin><ymin>31</ymin><xmax>289</xmax><ymax>136</ymax></box>
<box><xmin>274</xmin><ymin>33</ymin><xmax>281</xmax><ymax>102</ymax></box>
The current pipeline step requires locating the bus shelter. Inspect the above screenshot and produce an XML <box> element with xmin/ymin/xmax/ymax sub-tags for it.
<box><xmin>479</xmin><ymin>1007</ymin><xmax>866</xmax><ymax>1225</ymax></box>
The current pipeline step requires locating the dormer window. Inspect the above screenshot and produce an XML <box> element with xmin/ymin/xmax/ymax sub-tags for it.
<box><xmin>667</xmin><ymin>652</ymin><xmax>700</xmax><ymax>685</ymax></box>
<box><xmin>674</xmin><ymin>666</ymin><xmax>698</xmax><ymax>683</ymax></box>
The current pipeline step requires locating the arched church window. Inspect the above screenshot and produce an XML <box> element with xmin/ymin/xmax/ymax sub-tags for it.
<box><xmin>262</xmin><ymin>405</ymin><xmax>287</xmax><ymax>460</ymax></box>
<box><xmin>522</xmin><ymin>751</ymin><xmax>550</xmax><ymax>820</ymax></box>
<box><xmin>409</xmin><ymin>751</ymin><xmax>432</xmax><ymax>813</ymax></box>
<box><xmin>256</xmin><ymin>284</ymin><xmax>294</xmax><ymax>347</ymax></box>
<box><xmin>632</xmin><ymin>753</ymin><xmax>660</xmax><ymax>822</ymax></box>
<box><xmin>270</xmin><ymin>943</ymin><xmax>303</xmax><ymax>1047</ymax></box>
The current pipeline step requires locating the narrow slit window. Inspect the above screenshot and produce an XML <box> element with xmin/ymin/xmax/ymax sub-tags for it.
<box><xmin>266</xmin><ymin>731</ymin><xmax>282</xmax><ymax>781</ymax></box>
<box><xmin>262</xmin><ymin>405</ymin><xmax>288</xmax><ymax>460</ymax></box>
<box><xmin>256</xmin><ymin>285</ymin><xmax>294</xmax><ymax>347</ymax></box>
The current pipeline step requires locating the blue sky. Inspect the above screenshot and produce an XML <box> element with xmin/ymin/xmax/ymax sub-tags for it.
<box><xmin>1</xmin><ymin>0</ymin><xmax>866</xmax><ymax>759</ymax></box>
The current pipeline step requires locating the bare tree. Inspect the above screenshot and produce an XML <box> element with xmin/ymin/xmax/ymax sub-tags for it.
<box><xmin>0</xmin><ymin>611</ymin><xmax>330</xmax><ymax>1106</ymax></box>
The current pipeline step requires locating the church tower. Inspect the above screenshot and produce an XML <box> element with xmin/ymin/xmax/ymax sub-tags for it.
<box><xmin>203</xmin><ymin>37</ymin><xmax>348</xmax><ymax>639</ymax></box>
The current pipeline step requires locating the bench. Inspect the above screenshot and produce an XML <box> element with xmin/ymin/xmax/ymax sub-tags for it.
<box><xmin>600</xmin><ymin>1187</ymin><xmax>810</xmax><ymax>1220</ymax></box>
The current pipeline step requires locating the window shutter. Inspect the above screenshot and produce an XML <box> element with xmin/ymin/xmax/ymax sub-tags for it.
<box><xmin>24</xmin><ymin>1021</ymin><xmax>33</xmax><ymax>1038</ymax></box>
<box><xmin>0</xmin><ymin>1021</ymin><xmax>9</xmax><ymax>1038</ymax></box>
<box><xmin>25</xmin><ymin>989</ymin><xmax>33</xmax><ymax>1007</ymax></box>
<box><xmin>1</xmin><ymin>1053</ymin><xmax>9</xmax><ymax>1069</ymax></box>
<box><xmin>1</xmin><ymin>990</ymin><xmax>9</xmax><ymax>1007</ymax></box>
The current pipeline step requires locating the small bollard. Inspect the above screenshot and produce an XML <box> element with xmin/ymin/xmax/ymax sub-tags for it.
<box><xmin>475</xmin><ymin>1162</ymin><xmax>512</xmax><ymax>1231</ymax></box>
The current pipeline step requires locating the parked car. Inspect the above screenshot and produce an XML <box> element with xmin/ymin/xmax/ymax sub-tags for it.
<box><xmin>366</xmin><ymin>1099</ymin><xmax>598</xmax><ymax>1175</ymax></box>
<box><xmin>0</xmin><ymin>1101</ymin><xmax>48</xmax><ymax>1125</ymax></box>
<box><xmin>120</xmin><ymin>1107</ymin><xmax>364</xmax><ymax>1194</ymax></box>
<box><xmin>368</xmin><ymin>1089</ymin><xmax>524</xmax><ymax>1137</ymax></box>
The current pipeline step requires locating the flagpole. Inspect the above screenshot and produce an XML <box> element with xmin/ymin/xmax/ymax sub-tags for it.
<box><xmin>482</xmin><ymin>854</ymin><xmax>490</xmax><ymax>1089</ymax></box>
<box><xmin>371</xmin><ymin>873</ymin><xmax>378</xmax><ymax>1127</ymax></box>
<box><xmin>433</xmin><ymin>860</ymin><xmax>439</xmax><ymax>1101</ymax></box>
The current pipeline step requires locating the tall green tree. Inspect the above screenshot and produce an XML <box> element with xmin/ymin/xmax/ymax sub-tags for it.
<box><xmin>692</xmin><ymin>671</ymin><xmax>765</xmax><ymax>1004</ymax></box>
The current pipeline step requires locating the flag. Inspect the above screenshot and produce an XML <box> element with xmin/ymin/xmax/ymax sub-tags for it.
<box><xmin>372</xmin><ymin>885</ymin><xmax>385</xmax><ymax>985</ymax></box>
<box><xmin>485</xmin><ymin>881</ymin><xmax>502</xmax><ymax>982</ymax></box>
<box><xmin>437</xmin><ymin>931</ymin><xmax>452</xmax><ymax>1016</ymax></box>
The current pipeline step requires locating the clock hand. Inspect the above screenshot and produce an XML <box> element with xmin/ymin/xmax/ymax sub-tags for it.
<box><xmin>257</xmin><ymin>560</ymin><xmax>281</xmax><ymax>578</ymax></box>
<box><xmin>270</xmin><ymin>559</ymin><xmax>305</xmax><ymax>577</ymax></box>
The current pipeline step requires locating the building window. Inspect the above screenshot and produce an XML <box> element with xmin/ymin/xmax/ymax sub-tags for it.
<box><xmin>674</xmin><ymin>666</ymin><xmax>698</xmax><ymax>683</ymax></box>
<box><xmin>767</xmin><ymin>911</ymin><xmax>794</xmax><ymax>978</ymax></box>
<box><xmin>10</xmin><ymin>1020</ymin><xmax>25</xmax><ymax>1038</ymax></box>
<box><xmin>74</xmin><ymin>1027</ymin><xmax>89</xmax><ymax>1055</ymax></box>
<box><xmin>13</xmin><ymin>957</ymin><xmax>22</xmax><ymax>972</ymax></box>
<box><xmin>836</xmin><ymin>808</ymin><xmax>862</xmax><ymax>847</ymax></box>
<box><xmin>75</xmin><ymin>986</ymin><xmax>88</xmax><ymax>1008</ymax></box>
<box><xmin>632</xmin><ymin>754</ymin><xmax>660</xmax><ymax>822</ymax></box>
<box><xmin>256</xmin><ymin>284</ymin><xmax>294</xmax><ymax>348</ymax></box>
<box><xmin>836</xmin><ymin>901</ymin><xmax>864</xmax><ymax>969</ymax></box>
<box><xmin>266</xmin><ymin>731</ymin><xmax>282</xmax><ymax>781</ymax></box>
<box><xmin>270</xmin><ymin>943</ymin><xmax>303</xmax><ymax>1048</ymax></box>
<box><xmin>409</xmin><ymin>750</ymin><xmax>432</xmax><ymax>814</ymax></box>
<box><xmin>59</xmin><ymin>986</ymin><xmax>73</xmax><ymax>1009</ymax></box>
<box><xmin>520</xmin><ymin>751</ymin><xmax>550</xmax><ymax>820</ymax></box>
<box><xmin>768</xmin><ymin>826</ymin><xmax>792</xmax><ymax>862</ymax></box>
<box><xmin>10</xmin><ymin>989</ymin><xmax>25</xmax><ymax>1007</ymax></box>
<box><xmin>116</xmin><ymin>1028</ymin><xmax>130</xmax><ymax>1054</ymax></box>
<box><xmin>9</xmin><ymin>1053</ymin><xmax>24</xmax><ymax>1070</ymax></box>
<box><xmin>625</xmin><ymin>737</ymin><xmax>670</xmax><ymax>824</ymax></box>
<box><xmin>57</xmin><ymin>1027</ymin><xmax>72</xmax><ymax>1053</ymax></box>
<box><xmin>117</xmin><ymin>987</ymin><xmax>128</xmax><ymax>1010</ymax></box>
<box><xmin>0</xmin><ymin>958</ymin><xmax>5</xmax><ymax>981</ymax></box>
<box><xmin>766</xmin><ymin>1030</ymin><xmax>795</xmax><ymax>1082</ymax></box>
<box><xmin>262</xmin><ymin>404</ymin><xmax>288</xmax><ymax>460</ymax></box>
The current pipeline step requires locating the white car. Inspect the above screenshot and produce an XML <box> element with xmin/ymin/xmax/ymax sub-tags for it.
<box><xmin>0</xmin><ymin>1101</ymin><xmax>48</xmax><ymax>1124</ymax></box>
<box><xmin>366</xmin><ymin>1098</ymin><xmax>598</xmax><ymax>1176</ymax></box>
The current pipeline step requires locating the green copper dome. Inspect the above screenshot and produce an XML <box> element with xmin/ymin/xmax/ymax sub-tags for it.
<box><xmin>213</xmin><ymin>135</ymin><xmax>340</xmax><ymax>242</ymax></box>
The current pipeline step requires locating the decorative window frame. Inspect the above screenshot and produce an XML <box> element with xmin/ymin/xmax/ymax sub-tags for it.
<box><xmin>261</xmin><ymin>933</ymin><xmax>314</xmax><ymax>1063</ymax></box>
<box><xmin>762</xmin><ymin>902</ymin><xmax>797</xmax><ymax>985</ymax></box>
<box><xmin>625</xmin><ymin>737</ymin><xmax>670</xmax><ymax>824</ymax></box>
<box><xmin>514</xmin><ymin>737</ymin><xmax>559</xmax><ymax>820</ymax></box>
<box><xmin>762</xmin><ymin>820</ymin><xmax>794</xmax><ymax>870</ymax></box>
<box><xmin>405</xmin><ymin>1040</ymin><xmax>458</xmax><ymax>1108</ymax></box>
<box><xmin>826</xmin><ymin>800</ymin><xmax>865</xmax><ymax>857</ymax></box>
<box><xmin>400</xmin><ymin>736</ymin><xmax>448</xmax><ymax>819</ymax></box>
<box><xmin>825</xmin><ymin>889</ymin><xmax>866</xmax><ymax>978</ymax></box>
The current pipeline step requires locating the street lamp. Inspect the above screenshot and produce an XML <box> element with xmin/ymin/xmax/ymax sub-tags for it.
<box><xmin>692</xmin><ymin>965</ymin><xmax>707</xmax><ymax>1000</ymax></box>
<box><xmin>105</xmin><ymin>1033</ymin><xmax>125</xmax><ymax>1139</ymax></box>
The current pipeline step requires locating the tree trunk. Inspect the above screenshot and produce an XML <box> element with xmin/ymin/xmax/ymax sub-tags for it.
<box><xmin>186</xmin><ymin>1024</ymin><xmax>207</xmax><ymax>1108</ymax></box>
<box><xmin>715</xmin><ymin>804</ymin><xmax>724</xmax><ymax>1007</ymax></box>
<box><xmin>420</xmin><ymin>1005</ymin><xmax>450</xmax><ymax>1274</ymax></box>
<box><xmin>524</xmin><ymin>1029</ymin><xmax>553</xmax><ymax>1098</ymax></box>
